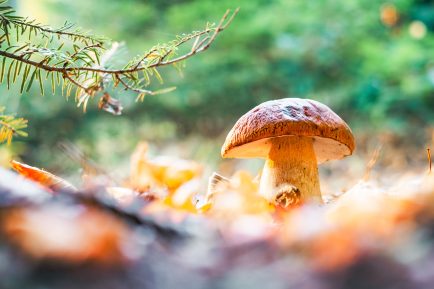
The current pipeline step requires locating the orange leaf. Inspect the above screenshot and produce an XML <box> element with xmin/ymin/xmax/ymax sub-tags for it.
<box><xmin>10</xmin><ymin>160</ymin><xmax>76</xmax><ymax>193</ymax></box>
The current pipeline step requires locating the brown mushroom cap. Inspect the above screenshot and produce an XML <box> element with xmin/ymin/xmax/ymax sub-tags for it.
<box><xmin>221</xmin><ymin>98</ymin><xmax>355</xmax><ymax>164</ymax></box>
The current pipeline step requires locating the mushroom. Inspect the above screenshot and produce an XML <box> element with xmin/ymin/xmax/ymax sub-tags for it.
<box><xmin>221</xmin><ymin>98</ymin><xmax>355</xmax><ymax>208</ymax></box>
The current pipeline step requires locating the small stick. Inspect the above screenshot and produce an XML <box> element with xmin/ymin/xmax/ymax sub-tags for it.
<box><xmin>363</xmin><ymin>144</ymin><xmax>383</xmax><ymax>181</ymax></box>
<box><xmin>427</xmin><ymin>148</ymin><xmax>432</xmax><ymax>174</ymax></box>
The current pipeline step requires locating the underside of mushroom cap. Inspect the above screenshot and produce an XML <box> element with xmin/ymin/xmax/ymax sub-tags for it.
<box><xmin>221</xmin><ymin>98</ymin><xmax>355</xmax><ymax>164</ymax></box>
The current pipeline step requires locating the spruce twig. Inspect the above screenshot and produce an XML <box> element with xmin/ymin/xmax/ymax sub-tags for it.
<box><xmin>0</xmin><ymin>0</ymin><xmax>238</xmax><ymax>112</ymax></box>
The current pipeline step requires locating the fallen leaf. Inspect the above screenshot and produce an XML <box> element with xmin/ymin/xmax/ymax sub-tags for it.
<box><xmin>10</xmin><ymin>160</ymin><xmax>76</xmax><ymax>193</ymax></box>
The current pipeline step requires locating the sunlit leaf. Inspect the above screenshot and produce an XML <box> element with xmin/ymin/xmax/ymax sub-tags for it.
<box><xmin>10</xmin><ymin>160</ymin><xmax>76</xmax><ymax>193</ymax></box>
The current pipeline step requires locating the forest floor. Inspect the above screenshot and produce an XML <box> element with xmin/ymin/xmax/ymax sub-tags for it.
<box><xmin>0</xmin><ymin>134</ymin><xmax>433</xmax><ymax>289</ymax></box>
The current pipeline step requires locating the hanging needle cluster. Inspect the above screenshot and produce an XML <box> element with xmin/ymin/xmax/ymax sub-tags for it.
<box><xmin>0</xmin><ymin>106</ymin><xmax>27</xmax><ymax>145</ymax></box>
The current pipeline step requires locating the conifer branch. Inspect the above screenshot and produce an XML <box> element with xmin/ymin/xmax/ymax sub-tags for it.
<box><xmin>0</xmin><ymin>0</ymin><xmax>239</xmax><ymax>113</ymax></box>
<box><xmin>0</xmin><ymin>106</ymin><xmax>27</xmax><ymax>144</ymax></box>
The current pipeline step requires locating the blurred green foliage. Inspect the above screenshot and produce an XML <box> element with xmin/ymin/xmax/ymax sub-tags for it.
<box><xmin>2</xmin><ymin>0</ymin><xmax>434</xmax><ymax>170</ymax></box>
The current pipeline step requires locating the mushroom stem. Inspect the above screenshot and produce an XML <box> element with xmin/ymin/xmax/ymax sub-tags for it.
<box><xmin>259</xmin><ymin>136</ymin><xmax>322</xmax><ymax>207</ymax></box>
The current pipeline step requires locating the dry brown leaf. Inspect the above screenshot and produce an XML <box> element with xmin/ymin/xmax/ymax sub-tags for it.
<box><xmin>129</xmin><ymin>142</ymin><xmax>202</xmax><ymax>193</ymax></box>
<box><xmin>1</xmin><ymin>204</ymin><xmax>135</xmax><ymax>264</ymax></box>
<box><xmin>10</xmin><ymin>160</ymin><xmax>76</xmax><ymax>193</ymax></box>
<box><xmin>129</xmin><ymin>142</ymin><xmax>159</xmax><ymax>192</ymax></box>
<box><xmin>164</xmin><ymin>178</ymin><xmax>201</xmax><ymax>213</ymax></box>
<box><xmin>205</xmin><ymin>170</ymin><xmax>272</xmax><ymax>218</ymax></box>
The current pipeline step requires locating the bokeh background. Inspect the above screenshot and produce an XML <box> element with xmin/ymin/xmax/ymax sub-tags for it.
<box><xmin>1</xmin><ymin>0</ymin><xmax>434</xmax><ymax>189</ymax></box>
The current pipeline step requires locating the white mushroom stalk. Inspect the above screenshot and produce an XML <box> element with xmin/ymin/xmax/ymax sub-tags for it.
<box><xmin>259</xmin><ymin>136</ymin><xmax>321</xmax><ymax>207</ymax></box>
